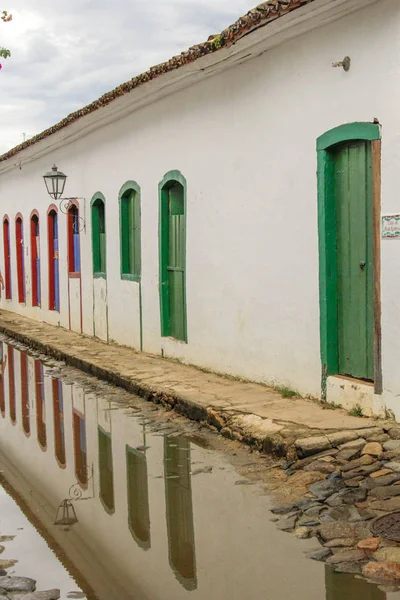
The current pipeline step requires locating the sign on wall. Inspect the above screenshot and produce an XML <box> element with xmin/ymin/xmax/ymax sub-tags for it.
<box><xmin>382</xmin><ymin>215</ymin><xmax>400</xmax><ymax>239</ymax></box>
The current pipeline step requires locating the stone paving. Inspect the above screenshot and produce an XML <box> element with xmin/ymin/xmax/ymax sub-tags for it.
<box><xmin>0</xmin><ymin>310</ymin><xmax>387</xmax><ymax>458</ymax></box>
<box><xmin>271</xmin><ymin>427</ymin><xmax>400</xmax><ymax>589</ymax></box>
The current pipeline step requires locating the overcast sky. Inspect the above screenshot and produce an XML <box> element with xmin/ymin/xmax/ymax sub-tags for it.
<box><xmin>0</xmin><ymin>0</ymin><xmax>252</xmax><ymax>154</ymax></box>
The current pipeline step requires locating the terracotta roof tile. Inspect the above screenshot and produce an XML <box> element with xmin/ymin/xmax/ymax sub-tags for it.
<box><xmin>0</xmin><ymin>0</ymin><xmax>313</xmax><ymax>163</ymax></box>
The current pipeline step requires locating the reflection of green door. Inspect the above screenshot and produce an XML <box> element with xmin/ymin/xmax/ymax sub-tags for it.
<box><xmin>335</xmin><ymin>142</ymin><xmax>374</xmax><ymax>380</ymax></box>
<box><xmin>98</xmin><ymin>428</ymin><xmax>115</xmax><ymax>513</ymax></box>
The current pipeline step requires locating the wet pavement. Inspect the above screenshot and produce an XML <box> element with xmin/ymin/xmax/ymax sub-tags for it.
<box><xmin>0</xmin><ymin>336</ymin><xmax>398</xmax><ymax>600</ymax></box>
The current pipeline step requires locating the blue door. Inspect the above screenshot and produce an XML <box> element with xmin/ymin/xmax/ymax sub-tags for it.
<box><xmin>53</xmin><ymin>213</ymin><xmax>60</xmax><ymax>311</ymax></box>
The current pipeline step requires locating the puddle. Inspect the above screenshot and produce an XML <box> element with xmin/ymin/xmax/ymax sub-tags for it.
<box><xmin>0</xmin><ymin>337</ymin><xmax>398</xmax><ymax>600</ymax></box>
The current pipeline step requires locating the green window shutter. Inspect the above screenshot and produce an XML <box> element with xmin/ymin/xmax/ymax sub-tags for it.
<box><xmin>92</xmin><ymin>203</ymin><xmax>100</xmax><ymax>274</ymax></box>
<box><xmin>120</xmin><ymin>196</ymin><xmax>131</xmax><ymax>275</ymax></box>
<box><xmin>92</xmin><ymin>198</ymin><xmax>106</xmax><ymax>275</ymax></box>
<box><xmin>133</xmin><ymin>191</ymin><xmax>141</xmax><ymax>277</ymax></box>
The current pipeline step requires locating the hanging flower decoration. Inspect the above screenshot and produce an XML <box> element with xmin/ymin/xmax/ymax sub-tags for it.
<box><xmin>0</xmin><ymin>10</ymin><xmax>12</xmax><ymax>71</ymax></box>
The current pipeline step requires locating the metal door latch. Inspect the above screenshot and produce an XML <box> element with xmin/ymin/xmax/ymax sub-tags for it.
<box><xmin>360</xmin><ymin>261</ymin><xmax>366</xmax><ymax>269</ymax></box>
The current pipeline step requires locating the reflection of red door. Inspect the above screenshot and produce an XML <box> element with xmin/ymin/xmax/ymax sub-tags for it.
<box><xmin>35</xmin><ymin>360</ymin><xmax>46</xmax><ymax>450</ymax></box>
<box><xmin>15</xmin><ymin>217</ymin><xmax>25</xmax><ymax>303</ymax></box>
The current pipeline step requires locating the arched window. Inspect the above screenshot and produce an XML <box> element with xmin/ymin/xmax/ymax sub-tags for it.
<box><xmin>8</xmin><ymin>345</ymin><xmax>16</xmax><ymax>424</ymax></box>
<box><xmin>91</xmin><ymin>194</ymin><xmax>106</xmax><ymax>276</ymax></box>
<box><xmin>15</xmin><ymin>215</ymin><xmax>25</xmax><ymax>303</ymax></box>
<box><xmin>2</xmin><ymin>217</ymin><xmax>11</xmax><ymax>300</ymax></box>
<box><xmin>35</xmin><ymin>360</ymin><xmax>46</xmax><ymax>450</ymax></box>
<box><xmin>21</xmin><ymin>352</ymin><xmax>30</xmax><ymax>435</ymax></box>
<box><xmin>53</xmin><ymin>378</ymin><xmax>66</xmax><ymax>467</ymax></box>
<box><xmin>47</xmin><ymin>207</ymin><xmax>60</xmax><ymax>311</ymax></box>
<box><xmin>73</xmin><ymin>408</ymin><xmax>87</xmax><ymax>486</ymax></box>
<box><xmin>98</xmin><ymin>427</ymin><xmax>114</xmax><ymax>513</ymax></box>
<box><xmin>68</xmin><ymin>203</ymin><xmax>81</xmax><ymax>274</ymax></box>
<box><xmin>119</xmin><ymin>182</ymin><xmax>141</xmax><ymax>280</ymax></box>
<box><xmin>126</xmin><ymin>445</ymin><xmax>150</xmax><ymax>549</ymax></box>
<box><xmin>159</xmin><ymin>171</ymin><xmax>187</xmax><ymax>342</ymax></box>
<box><xmin>164</xmin><ymin>436</ymin><xmax>197</xmax><ymax>590</ymax></box>
<box><xmin>30</xmin><ymin>212</ymin><xmax>41</xmax><ymax>307</ymax></box>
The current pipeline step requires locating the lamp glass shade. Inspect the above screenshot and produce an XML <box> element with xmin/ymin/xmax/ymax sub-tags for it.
<box><xmin>43</xmin><ymin>165</ymin><xmax>67</xmax><ymax>200</ymax></box>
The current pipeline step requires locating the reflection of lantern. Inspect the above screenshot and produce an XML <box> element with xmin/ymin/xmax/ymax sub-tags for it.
<box><xmin>54</xmin><ymin>499</ymin><xmax>78</xmax><ymax>527</ymax></box>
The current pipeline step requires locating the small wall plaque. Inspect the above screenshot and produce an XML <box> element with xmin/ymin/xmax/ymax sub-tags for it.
<box><xmin>382</xmin><ymin>215</ymin><xmax>400</xmax><ymax>239</ymax></box>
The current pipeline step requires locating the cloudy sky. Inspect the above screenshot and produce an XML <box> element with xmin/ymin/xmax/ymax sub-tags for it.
<box><xmin>0</xmin><ymin>0</ymin><xmax>252</xmax><ymax>154</ymax></box>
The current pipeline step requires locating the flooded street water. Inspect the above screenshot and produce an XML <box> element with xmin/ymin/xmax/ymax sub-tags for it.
<box><xmin>0</xmin><ymin>337</ymin><xmax>398</xmax><ymax>600</ymax></box>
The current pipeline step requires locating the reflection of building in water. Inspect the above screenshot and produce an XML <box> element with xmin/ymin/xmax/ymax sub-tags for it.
<box><xmin>325</xmin><ymin>566</ymin><xmax>385</xmax><ymax>600</ymax></box>
<box><xmin>8</xmin><ymin>345</ymin><xmax>16</xmax><ymax>424</ymax></box>
<box><xmin>21</xmin><ymin>351</ymin><xmax>30</xmax><ymax>435</ymax></box>
<box><xmin>73</xmin><ymin>400</ymin><xmax>87</xmax><ymax>487</ymax></box>
<box><xmin>98</xmin><ymin>426</ymin><xmax>115</xmax><ymax>513</ymax></box>
<box><xmin>164</xmin><ymin>437</ymin><xmax>197</xmax><ymax>591</ymax></box>
<box><xmin>34</xmin><ymin>360</ymin><xmax>46</xmax><ymax>450</ymax></box>
<box><xmin>126</xmin><ymin>443</ymin><xmax>150</xmax><ymax>550</ymax></box>
<box><xmin>53</xmin><ymin>378</ymin><xmax>66</xmax><ymax>467</ymax></box>
<box><xmin>0</xmin><ymin>341</ymin><xmax>6</xmax><ymax>417</ymax></box>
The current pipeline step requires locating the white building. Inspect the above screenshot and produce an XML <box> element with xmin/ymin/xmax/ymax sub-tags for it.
<box><xmin>0</xmin><ymin>0</ymin><xmax>399</xmax><ymax>417</ymax></box>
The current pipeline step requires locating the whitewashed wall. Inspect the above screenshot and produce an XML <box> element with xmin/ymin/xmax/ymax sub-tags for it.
<box><xmin>0</xmin><ymin>0</ymin><xmax>399</xmax><ymax>410</ymax></box>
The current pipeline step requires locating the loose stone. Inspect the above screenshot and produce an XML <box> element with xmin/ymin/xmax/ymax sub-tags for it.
<box><xmin>344</xmin><ymin>476</ymin><xmax>364</xmax><ymax>488</ymax></box>
<box><xmin>363</xmin><ymin>561</ymin><xmax>400</xmax><ymax>581</ymax></box>
<box><xmin>303</xmin><ymin>505</ymin><xmax>327</xmax><ymax>517</ymax></box>
<box><xmin>293</xmin><ymin>527</ymin><xmax>311</xmax><ymax>539</ymax></box>
<box><xmin>295</xmin><ymin>498</ymin><xmax>320</xmax><ymax>511</ymax></box>
<box><xmin>371</xmin><ymin>469</ymin><xmax>394</xmax><ymax>479</ymax></box>
<box><xmin>363</xmin><ymin>473</ymin><xmax>400</xmax><ymax>489</ymax></box>
<box><xmin>334</xmin><ymin>561</ymin><xmax>362</xmax><ymax>574</ymax></box>
<box><xmin>276</xmin><ymin>514</ymin><xmax>298</xmax><ymax>531</ymax></box>
<box><xmin>291</xmin><ymin>449</ymin><xmax>339</xmax><ymax>470</ymax></box>
<box><xmin>0</xmin><ymin>560</ymin><xmax>17</xmax><ymax>569</ymax></box>
<box><xmin>339</xmin><ymin>438</ymin><xmax>367</xmax><ymax>450</ymax></box>
<box><xmin>308</xmin><ymin>548</ymin><xmax>332</xmax><ymax>561</ymax></box>
<box><xmin>326</xmin><ymin>431</ymin><xmax>360</xmax><ymax>446</ymax></box>
<box><xmin>324</xmin><ymin>538</ymin><xmax>357</xmax><ymax>548</ymax></box>
<box><xmin>387</xmin><ymin>426</ymin><xmax>400</xmax><ymax>440</ymax></box>
<box><xmin>325</xmin><ymin>488</ymin><xmax>367</xmax><ymax>507</ymax></box>
<box><xmin>295</xmin><ymin>436</ymin><xmax>331</xmax><ymax>458</ymax></box>
<box><xmin>297</xmin><ymin>515</ymin><xmax>321</xmax><ymax>527</ymax></box>
<box><xmin>341</xmin><ymin>454</ymin><xmax>374</xmax><ymax>472</ymax></box>
<box><xmin>336</xmin><ymin>448</ymin><xmax>362</xmax><ymax>462</ymax></box>
<box><xmin>320</xmin><ymin>505</ymin><xmax>373</xmax><ymax>524</ymax></box>
<box><xmin>15</xmin><ymin>590</ymin><xmax>61</xmax><ymax>600</ymax></box>
<box><xmin>384</xmin><ymin>441</ymin><xmax>400</xmax><ymax>452</ymax></box>
<box><xmin>374</xmin><ymin>547</ymin><xmax>400</xmax><ymax>563</ymax></box>
<box><xmin>369</xmin><ymin>497</ymin><xmax>400</xmax><ymax>511</ymax></box>
<box><xmin>0</xmin><ymin>577</ymin><xmax>36</xmax><ymax>592</ymax></box>
<box><xmin>385</xmin><ymin>462</ymin><xmax>400</xmax><ymax>473</ymax></box>
<box><xmin>370</xmin><ymin>485</ymin><xmax>400</xmax><ymax>500</ymax></box>
<box><xmin>271</xmin><ymin>503</ymin><xmax>297</xmax><ymax>515</ymax></box>
<box><xmin>342</xmin><ymin>462</ymin><xmax>381</xmax><ymax>479</ymax></box>
<box><xmin>304</xmin><ymin>462</ymin><xmax>336</xmax><ymax>474</ymax></box>
<box><xmin>362</xmin><ymin>442</ymin><xmax>383</xmax><ymax>457</ymax></box>
<box><xmin>317</xmin><ymin>522</ymin><xmax>357</xmax><ymax>542</ymax></box>
<box><xmin>308</xmin><ymin>479</ymin><xmax>344</xmax><ymax>501</ymax></box>
<box><xmin>368</xmin><ymin>434</ymin><xmax>390</xmax><ymax>444</ymax></box>
<box><xmin>325</xmin><ymin>549</ymin><xmax>366</xmax><ymax>565</ymax></box>
<box><xmin>357</xmin><ymin>537</ymin><xmax>381</xmax><ymax>552</ymax></box>
<box><xmin>356</xmin><ymin>427</ymin><xmax>385</xmax><ymax>440</ymax></box>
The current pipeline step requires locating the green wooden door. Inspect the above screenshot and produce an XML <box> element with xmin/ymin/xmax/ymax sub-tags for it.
<box><xmin>335</xmin><ymin>141</ymin><xmax>374</xmax><ymax>380</ymax></box>
<box><xmin>167</xmin><ymin>184</ymin><xmax>186</xmax><ymax>341</ymax></box>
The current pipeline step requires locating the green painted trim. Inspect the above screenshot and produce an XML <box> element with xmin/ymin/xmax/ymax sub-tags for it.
<box><xmin>94</xmin><ymin>272</ymin><xmax>106</xmax><ymax>279</ymax></box>
<box><xmin>317</xmin><ymin>122</ymin><xmax>381</xmax><ymax>151</ymax></box>
<box><xmin>139</xmin><ymin>279</ymin><xmax>143</xmax><ymax>352</ymax></box>
<box><xmin>317</xmin><ymin>122</ymin><xmax>379</xmax><ymax>398</ymax></box>
<box><xmin>158</xmin><ymin>170</ymin><xmax>188</xmax><ymax>343</ymax></box>
<box><xmin>118</xmin><ymin>180</ymin><xmax>141</xmax><ymax>278</ymax></box>
<box><xmin>121</xmin><ymin>273</ymin><xmax>140</xmax><ymax>283</ymax></box>
<box><xmin>90</xmin><ymin>191</ymin><xmax>107</xmax><ymax>276</ymax></box>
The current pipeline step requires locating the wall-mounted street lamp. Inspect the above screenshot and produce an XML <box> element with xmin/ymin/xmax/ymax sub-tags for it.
<box><xmin>43</xmin><ymin>164</ymin><xmax>67</xmax><ymax>200</ymax></box>
<box><xmin>43</xmin><ymin>164</ymin><xmax>86</xmax><ymax>231</ymax></box>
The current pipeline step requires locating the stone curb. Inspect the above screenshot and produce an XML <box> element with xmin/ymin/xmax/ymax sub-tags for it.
<box><xmin>0</xmin><ymin>320</ymin><xmax>387</xmax><ymax>460</ymax></box>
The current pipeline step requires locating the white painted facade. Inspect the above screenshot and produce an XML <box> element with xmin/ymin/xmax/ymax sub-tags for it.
<box><xmin>0</xmin><ymin>0</ymin><xmax>399</xmax><ymax>416</ymax></box>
